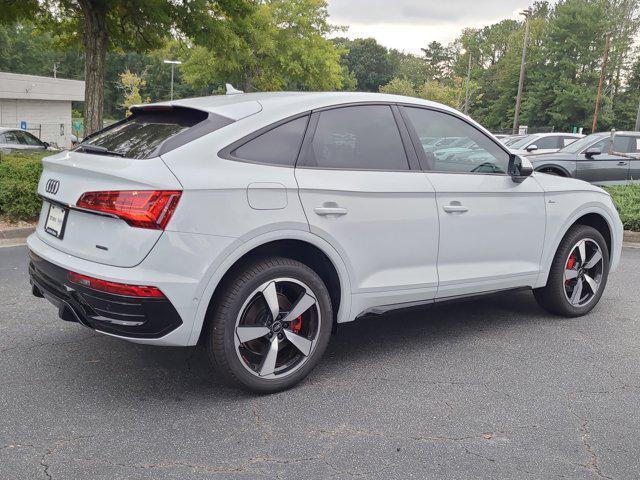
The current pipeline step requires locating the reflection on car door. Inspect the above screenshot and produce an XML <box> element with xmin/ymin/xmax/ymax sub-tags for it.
<box><xmin>401</xmin><ymin>106</ymin><xmax>546</xmax><ymax>298</ymax></box>
<box><xmin>295</xmin><ymin>105</ymin><xmax>440</xmax><ymax>311</ymax></box>
<box><xmin>576</xmin><ymin>136</ymin><xmax>631</xmax><ymax>185</ymax></box>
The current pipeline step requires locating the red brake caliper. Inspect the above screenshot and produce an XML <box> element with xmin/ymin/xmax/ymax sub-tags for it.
<box><xmin>290</xmin><ymin>315</ymin><xmax>302</xmax><ymax>334</ymax></box>
<box><xmin>565</xmin><ymin>255</ymin><xmax>576</xmax><ymax>284</ymax></box>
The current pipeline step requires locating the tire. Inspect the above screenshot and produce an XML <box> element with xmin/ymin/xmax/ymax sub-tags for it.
<box><xmin>534</xmin><ymin>225</ymin><xmax>609</xmax><ymax>317</ymax></box>
<box><xmin>206</xmin><ymin>257</ymin><xmax>333</xmax><ymax>393</ymax></box>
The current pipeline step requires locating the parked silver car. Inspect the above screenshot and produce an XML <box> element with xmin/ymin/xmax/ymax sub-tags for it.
<box><xmin>0</xmin><ymin>128</ymin><xmax>53</xmax><ymax>153</ymax></box>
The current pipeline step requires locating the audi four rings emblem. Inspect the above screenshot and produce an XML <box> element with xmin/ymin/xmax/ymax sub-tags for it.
<box><xmin>45</xmin><ymin>179</ymin><xmax>60</xmax><ymax>195</ymax></box>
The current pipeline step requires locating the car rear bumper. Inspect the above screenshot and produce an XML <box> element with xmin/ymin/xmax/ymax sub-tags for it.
<box><xmin>29</xmin><ymin>250</ymin><xmax>183</xmax><ymax>339</ymax></box>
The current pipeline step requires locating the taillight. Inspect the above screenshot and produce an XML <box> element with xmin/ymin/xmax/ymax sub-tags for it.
<box><xmin>68</xmin><ymin>271</ymin><xmax>165</xmax><ymax>298</ymax></box>
<box><xmin>76</xmin><ymin>190</ymin><xmax>181</xmax><ymax>230</ymax></box>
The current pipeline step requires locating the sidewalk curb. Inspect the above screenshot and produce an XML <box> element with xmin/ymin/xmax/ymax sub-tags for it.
<box><xmin>0</xmin><ymin>226</ymin><xmax>35</xmax><ymax>240</ymax></box>
<box><xmin>624</xmin><ymin>230</ymin><xmax>640</xmax><ymax>245</ymax></box>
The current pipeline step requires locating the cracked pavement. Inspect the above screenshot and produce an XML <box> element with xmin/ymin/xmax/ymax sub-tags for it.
<box><xmin>1</xmin><ymin>244</ymin><xmax>639</xmax><ymax>479</ymax></box>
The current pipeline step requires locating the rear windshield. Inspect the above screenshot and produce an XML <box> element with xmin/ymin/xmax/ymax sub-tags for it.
<box><xmin>76</xmin><ymin>107</ymin><xmax>210</xmax><ymax>159</ymax></box>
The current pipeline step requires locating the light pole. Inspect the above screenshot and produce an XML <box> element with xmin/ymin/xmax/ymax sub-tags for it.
<box><xmin>635</xmin><ymin>97</ymin><xmax>640</xmax><ymax>131</ymax></box>
<box><xmin>163</xmin><ymin>60</ymin><xmax>182</xmax><ymax>101</ymax></box>
<box><xmin>513</xmin><ymin>7</ymin><xmax>533</xmax><ymax>135</ymax></box>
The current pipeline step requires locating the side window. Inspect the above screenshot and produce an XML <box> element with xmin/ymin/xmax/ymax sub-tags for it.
<box><xmin>589</xmin><ymin>136</ymin><xmax>631</xmax><ymax>155</ymax></box>
<box><xmin>562</xmin><ymin>136</ymin><xmax>578</xmax><ymax>147</ymax></box>
<box><xmin>533</xmin><ymin>136</ymin><xmax>560</xmax><ymax>149</ymax></box>
<box><xmin>21</xmin><ymin>132</ymin><xmax>42</xmax><ymax>146</ymax></box>
<box><xmin>403</xmin><ymin>107</ymin><xmax>510</xmax><ymax>174</ymax></box>
<box><xmin>302</xmin><ymin>105</ymin><xmax>409</xmax><ymax>170</ymax></box>
<box><xmin>3</xmin><ymin>131</ymin><xmax>19</xmax><ymax>144</ymax></box>
<box><xmin>232</xmin><ymin>116</ymin><xmax>309</xmax><ymax>167</ymax></box>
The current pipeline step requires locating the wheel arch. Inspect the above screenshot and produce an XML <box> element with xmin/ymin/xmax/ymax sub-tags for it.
<box><xmin>535</xmin><ymin>164</ymin><xmax>571</xmax><ymax>177</ymax></box>
<box><xmin>188</xmin><ymin>231</ymin><xmax>352</xmax><ymax>345</ymax></box>
<box><xmin>536</xmin><ymin>204</ymin><xmax>619</xmax><ymax>288</ymax></box>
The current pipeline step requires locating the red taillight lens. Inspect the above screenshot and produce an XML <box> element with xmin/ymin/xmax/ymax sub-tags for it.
<box><xmin>76</xmin><ymin>190</ymin><xmax>181</xmax><ymax>230</ymax></box>
<box><xmin>68</xmin><ymin>271</ymin><xmax>165</xmax><ymax>298</ymax></box>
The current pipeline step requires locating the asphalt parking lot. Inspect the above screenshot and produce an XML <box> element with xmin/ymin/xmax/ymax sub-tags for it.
<box><xmin>1</xmin><ymin>244</ymin><xmax>639</xmax><ymax>479</ymax></box>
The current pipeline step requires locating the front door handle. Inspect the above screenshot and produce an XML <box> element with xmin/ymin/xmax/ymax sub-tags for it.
<box><xmin>618</xmin><ymin>161</ymin><xmax>628</xmax><ymax>166</ymax></box>
<box><xmin>314</xmin><ymin>206</ymin><xmax>347</xmax><ymax>216</ymax></box>
<box><xmin>442</xmin><ymin>204</ymin><xmax>468</xmax><ymax>214</ymax></box>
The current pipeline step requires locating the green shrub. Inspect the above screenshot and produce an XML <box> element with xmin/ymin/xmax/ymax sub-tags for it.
<box><xmin>0</xmin><ymin>151</ymin><xmax>46</xmax><ymax>221</ymax></box>
<box><xmin>604</xmin><ymin>184</ymin><xmax>640</xmax><ymax>232</ymax></box>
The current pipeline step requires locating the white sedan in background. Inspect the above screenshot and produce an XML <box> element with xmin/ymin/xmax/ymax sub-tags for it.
<box><xmin>508</xmin><ymin>132</ymin><xmax>584</xmax><ymax>155</ymax></box>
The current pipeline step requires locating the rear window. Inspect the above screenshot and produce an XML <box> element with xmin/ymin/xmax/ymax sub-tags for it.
<box><xmin>76</xmin><ymin>107</ymin><xmax>219</xmax><ymax>159</ymax></box>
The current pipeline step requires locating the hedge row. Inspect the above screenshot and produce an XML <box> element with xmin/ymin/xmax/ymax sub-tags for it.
<box><xmin>604</xmin><ymin>184</ymin><xmax>640</xmax><ymax>232</ymax></box>
<box><xmin>0</xmin><ymin>150</ymin><xmax>639</xmax><ymax>231</ymax></box>
<box><xmin>0</xmin><ymin>151</ymin><xmax>46</xmax><ymax>221</ymax></box>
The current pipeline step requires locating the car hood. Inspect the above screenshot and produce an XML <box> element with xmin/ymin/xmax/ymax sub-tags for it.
<box><xmin>532</xmin><ymin>171</ymin><xmax>608</xmax><ymax>195</ymax></box>
<box><xmin>527</xmin><ymin>152</ymin><xmax>577</xmax><ymax>163</ymax></box>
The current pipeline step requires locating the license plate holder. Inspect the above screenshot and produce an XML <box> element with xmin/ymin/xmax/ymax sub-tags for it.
<box><xmin>45</xmin><ymin>203</ymin><xmax>68</xmax><ymax>239</ymax></box>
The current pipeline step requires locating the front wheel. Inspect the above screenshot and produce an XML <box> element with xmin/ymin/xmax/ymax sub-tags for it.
<box><xmin>206</xmin><ymin>257</ymin><xmax>333</xmax><ymax>393</ymax></box>
<box><xmin>534</xmin><ymin>225</ymin><xmax>609</xmax><ymax>317</ymax></box>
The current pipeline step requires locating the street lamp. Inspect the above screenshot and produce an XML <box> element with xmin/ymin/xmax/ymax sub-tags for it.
<box><xmin>512</xmin><ymin>7</ymin><xmax>533</xmax><ymax>135</ymax></box>
<box><xmin>163</xmin><ymin>60</ymin><xmax>182</xmax><ymax>101</ymax></box>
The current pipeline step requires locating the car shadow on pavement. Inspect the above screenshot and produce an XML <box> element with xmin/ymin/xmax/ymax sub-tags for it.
<box><xmin>46</xmin><ymin>288</ymin><xmax>569</xmax><ymax>402</ymax></box>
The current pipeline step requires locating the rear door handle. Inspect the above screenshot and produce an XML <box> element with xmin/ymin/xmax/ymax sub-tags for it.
<box><xmin>314</xmin><ymin>206</ymin><xmax>347</xmax><ymax>216</ymax></box>
<box><xmin>443</xmin><ymin>204</ymin><xmax>468</xmax><ymax>214</ymax></box>
<box><xmin>618</xmin><ymin>161</ymin><xmax>628</xmax><ymax>166</ymax></box>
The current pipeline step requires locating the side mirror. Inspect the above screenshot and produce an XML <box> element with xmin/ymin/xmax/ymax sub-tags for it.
<box><xmin>509</xmin><ymin>155</ymin><xmax>534</xmax><ymax>183</ymax></box>
<box><xmin>526</xmin><ymin>144</ymin><xmax>538</xmax><ymax>152</ymax></box>
<box><xmin>43</xmin><ymin>142</ymin><xmax>50</xmax><ymax>149</ymax></box>
<box><xmin>584</xmin><ymin>147</ymin><xmax>601</xmax><ymax>158</ymax></box>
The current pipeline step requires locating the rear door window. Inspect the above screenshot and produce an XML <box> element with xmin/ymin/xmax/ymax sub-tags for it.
<box><xmin>300</xmin><ymin>105</ymin><xmax>409</xmax><ymax>170</ymax></box>
<box><xmin>533</xmin><ymin>136</ymin><xmax>560</xmax><ymax>149</ymax></box>
<box><xmin>77</xmin><ymin>107</ymin><xmax>220</xmax><ymax>159</ymax></box>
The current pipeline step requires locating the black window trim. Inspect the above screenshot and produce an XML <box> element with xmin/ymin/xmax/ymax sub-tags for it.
<box><xmin>296</xmin><ymin>102</ymin><xmax>415</xmax><ymax>172</ymax></box>
<box><xmin>398</xmin><ymin>104</ymin><xmax>514</xmax><ymax>176</ymax></box>
<box><xmin>75</xmin><ymin>107</ymin><xmax>233</xmax><ymax>159</ymax></box>
<box><xmin>218</xmin><ymin>112</ymin><xmax>312</xmax><ymax>168</ymax></box>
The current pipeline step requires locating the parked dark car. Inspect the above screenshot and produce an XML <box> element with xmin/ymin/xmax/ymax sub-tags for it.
<box><xmin>0</xmin><ymin>128</ymin><xmax>52</xmax><ymax>153</ymax></box>
<box><xmin>530</xmin><ymin>131</ymin><xmax>640</xmax><ymax>184</ymax></box>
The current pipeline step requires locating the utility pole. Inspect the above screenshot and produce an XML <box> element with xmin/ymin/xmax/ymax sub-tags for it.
<box><xmin>464</xmin><ymin>50</ymin><xmax>472</xmax><ymax>115</ymax></box>
<box><xmin>53</xmin><ymin>62</ymin><xmax>59</xmax><ymax>78</ymax></box>
<box><xmin>512</xmin><ymin>7</ymin><xmax>533</xmax><ymax>135</ymax></box>
<box><xmin>592</xmin><ymin>36</ymin><xmax>610</xmax><ymax>133</ymax></box>
<box><xmin>163</xmin><ymin>60</ymin><xmax>182</xmax><ymax>101</ymax></box>
<box><xmin>635</xmin><ymin>97</ymin><xmax>640</xmax><ymax>131</ymax></box>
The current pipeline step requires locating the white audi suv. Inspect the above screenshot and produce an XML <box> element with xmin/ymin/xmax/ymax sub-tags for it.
<box><xmin>28</xmin><ymin>92</ymin><xmax>623</xmax><ymax>392</ymax></box>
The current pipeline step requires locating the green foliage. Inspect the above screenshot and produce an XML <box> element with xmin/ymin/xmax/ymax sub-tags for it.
<box><xmin>181</xmin><ymin>0</ymin><xmax>343</xmax><ymax>92</ymax></box>
<box><xmin>379</xmin><ymin>78</ymin><xmax>417</xmax><ymax>97</ymax></box>
<box><xmin>119</xmin><ymin>70</ymin><xmax>146</xmax><ymax>112</ymax></box>
<box><xmin>604</xmin><ymin>184</ymin><xmax>640</xmax><ymax>231</ymax></box>
<box><xmin>334</xmin><ymin>37</ymin><xmax>398</xmax><ymax>91</ymax></box>
<box><xmin>0</xmin><ymin>152</ymin><xmax>46</xmax><ymax>221</ymax></box>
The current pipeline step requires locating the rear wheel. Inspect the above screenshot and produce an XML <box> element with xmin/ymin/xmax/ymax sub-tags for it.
<box><xmin>206</xmin><ymin>257</ymin><xmax>333</xmax><ymax>393</ymax></box>
<box><xmin>534</xmin><ymin>225</ymin><xmax>609</xmax><ymax>317</ymax></box>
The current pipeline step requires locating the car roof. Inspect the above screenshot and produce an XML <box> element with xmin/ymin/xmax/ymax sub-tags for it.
<box><xmin>133</xmin><ymin>91</ymin><xmax>463</xmax><ymax>121</ymax></box>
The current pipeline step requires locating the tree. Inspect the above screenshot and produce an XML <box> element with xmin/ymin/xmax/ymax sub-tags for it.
<box><xmin>379</xmin><ymin>77</ymin><xmax>417</xmax><ymax>97</ymax></box>
<box><xmin>0</xmin><ymin>0</ymin><xmax>251</xmax><ymax>135</ymax></box>
<box><xmin>335</xmin><ymin>37</ymin><xmax>398</xmax><ymax>91</ymax></box>
<box><xmin>119</xmin><ymin>70</ymin><xmax>146</xmax><ymax>113</ymax></box>
<box><xmin>182</xmin><ymin>0</ymin><xmax>343</xmax><ymax>92</ymax></box>
<box><xmin>421</xmin><ymin>41</ymin><xmax>452</xmax><ymax>80</ymax></box>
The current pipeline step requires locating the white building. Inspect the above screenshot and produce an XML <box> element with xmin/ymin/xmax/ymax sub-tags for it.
<box><xmin>0</xmin><ymin>72</ymin><xmax>85</xmax><ymax>149</ymax></box>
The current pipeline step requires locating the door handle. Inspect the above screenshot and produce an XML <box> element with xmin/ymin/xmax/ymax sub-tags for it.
<box><xmin>314</xmin><ymin>206</ymin><xmax>347</xmax><ymax>216</ymax></box>
<box><xmin>442</xmin><ymin>204</ymin><xmax>468</xmax><ymax>214</ymax></box>
<box><xmin>618</xmin><ymin>161</ymin><xmax>628</xmax><ymax>166</ymax></box>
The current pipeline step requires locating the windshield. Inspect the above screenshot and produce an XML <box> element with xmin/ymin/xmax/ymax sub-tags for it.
<box><xmin>503</xmin><ymin>136</ymin><xmax>525</xmax><ymax>146</ymax></box>
<box><xmin>77</xmin><ymin>107</ymin><xmax>208</xmax><ymax>159</ymax></box>
<box><xmin>508</xmin><ymin>135</ymin><xmax>538</xmax><ymax>149</ymax></box>
<box><xmin>560</xmin><ymin>134</ymin><xmax>607</xmax><ymax>154</ymax></box>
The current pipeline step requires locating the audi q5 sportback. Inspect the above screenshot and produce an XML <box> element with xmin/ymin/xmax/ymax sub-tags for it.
<box><xmin>28</xmin><ymin>92</ymin><xmax>623</xmax><ymax>392</ymax></box>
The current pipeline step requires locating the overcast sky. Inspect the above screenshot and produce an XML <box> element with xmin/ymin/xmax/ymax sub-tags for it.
<box><xmin>326</xmin><ymin>1</ymin><xmax>539</xmax><ymax>54</ymax></box>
